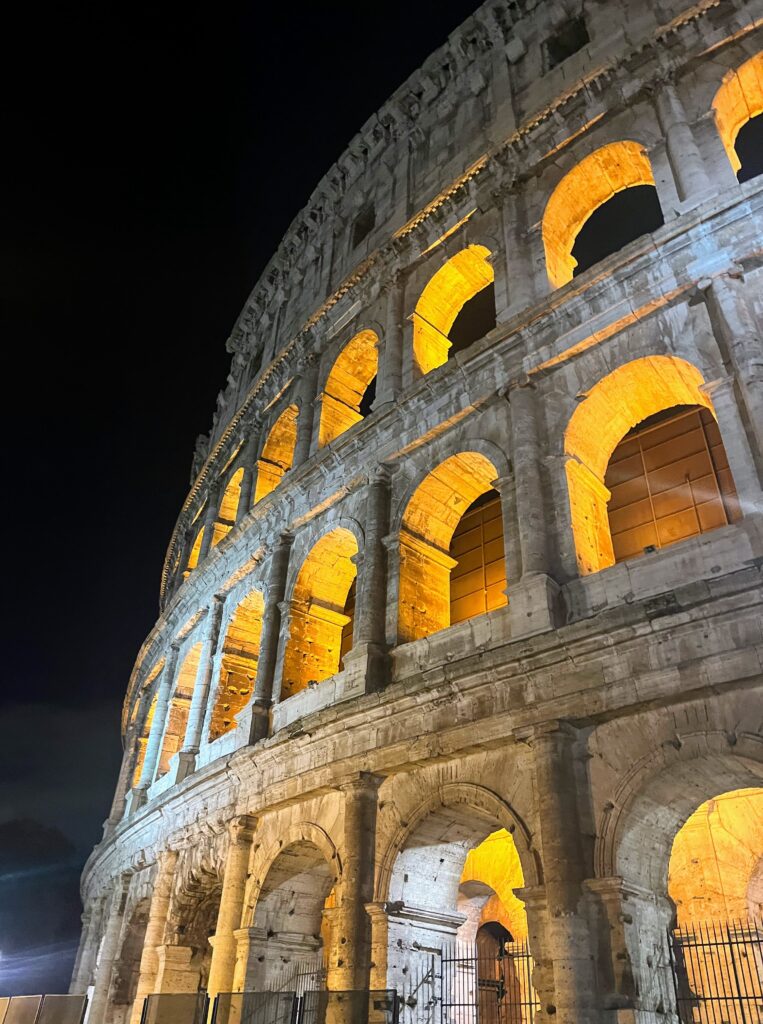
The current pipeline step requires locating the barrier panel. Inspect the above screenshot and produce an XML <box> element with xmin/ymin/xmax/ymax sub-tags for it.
<box><xmin>141</xmin><ymin>994</ymin><xmax>209</xmax><ymax>1024</ymax></box>
<box><xmin>212</xmin><ymin>992</ymin><xmax>295</xmax><ymax>1024</ymax></box>
<box><xmin>297</xmin><ymin>990</ymin><xmax>398</xmax><ymax>1024</ymax></box>
<box><xmin>0</xmin><ymin>998</ymin><xmax>86</xmax><ymax>1024</ymax></box>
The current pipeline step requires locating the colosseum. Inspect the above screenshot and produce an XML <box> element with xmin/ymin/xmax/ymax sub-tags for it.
<box><xmin>68</xmin><ymin>2</ymin><xmax>763</xmax><ymax>1023</ymax></box>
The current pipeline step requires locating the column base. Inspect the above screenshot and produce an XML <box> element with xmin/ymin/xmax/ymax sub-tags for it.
<box><xmin>124</xmin><ymin>786</ymin><xmax>147</xmax><ymax>817</ymax></box>
<box><xmin>154</xmin><ymin>945</ymin><xmax>200</xmax><ymax>994</ymax></box>
<box><xmin>173</xmin><ymin>751</ymin><xmax>198</xmax><ymax>784</ymax></box>
<box><xmin>340</xmin><ymin>642</ymin><xmax>389</xmax><ymax>693</ymax></box>
<box><xmin>234</xmin><ymin>701</ymin><xmax>270</xmax><ymax>745</ymax></box>
<box><xmin>509</xmin><ymin>573</ymin><xmax>562</xmax><ymax>639</ymax></box>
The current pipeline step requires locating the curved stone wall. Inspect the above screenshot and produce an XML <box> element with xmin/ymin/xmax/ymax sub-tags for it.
<box><xmin>77</xmin><ymin>4</ymin><xmax>763</xmax><ymax>1024</ymax></box>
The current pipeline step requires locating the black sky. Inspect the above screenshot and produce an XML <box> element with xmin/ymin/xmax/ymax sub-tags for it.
<box><xmin>1</xmin><ymin>0</ymin><xmax>484</xmax><ymax>993</ymax></box>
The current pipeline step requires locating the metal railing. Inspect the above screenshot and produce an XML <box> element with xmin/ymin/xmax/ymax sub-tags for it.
<box><xmin>210</xmin><ymin>990</ymin><xmax>398</xmax><ymax>1024</ymax></box>
<box><xmin>439</xmin><ymin>940</ymin><xmax>539</xmax><ymax>1023</ymax></box>
<box><xmin>669</xmin><ymin>917</ymin><xmax>763</xmax><ymax>1024</ymax></box>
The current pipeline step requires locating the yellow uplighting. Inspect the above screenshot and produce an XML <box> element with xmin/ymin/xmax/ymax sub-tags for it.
<box><xmin>712</xmin><ymin>52</ymin><xmax>763</xmax><ymax>173</ymax></box>
<box><xmin>156</xmin><ymin>642</ymin><xmax>203</xmax><ymax>778</ymax></box>
<box><xmin>669</xmin><ymin>788</ymin><xmax>763</xmax><ymax>925</ymax></box>
<box><xmin>413</xmin><ymin>245</ymin><xmax>493</xmax><ymax>375</ymax></box>
<box><xmin>461</xmin><ymin>829</ymin><xmax>527</xmax><ymax>940</ymax></box>
<box><xmin>132</xmin><ymin>693</ymin><xmax>158</xmax><ymax>787</ymax></box>
<box><xmin>564</xmin><ymin>355</ymin><xmax>714</xmax><ymax>576</ymax></box>
<box><xmin>398</xmin><ymin>451</ymin><xmax>501</xmax><ymax>642</ymax></box>
<box><xmin>542</xmin><ymin>140</ymin><xmax>655</xmax><ymax>288</ymax></box>
<box><xmin>254</xmin><ymin>404</ymin><xmax>298</xmax><ymax>503</ymax></box>
<box><xmin>213</xmin><ymin>467</ymin><xmax>244</xmax><ymax>547</ymax></box>
<box><xmin>281</xmin><ymin>528</ymin><xmax>358</xmax><ymax>699</ymax></box>
<box><xmin>318</xmin><ymin>329</ymin><xmax>378</xmax><ymax>447</ymax></box>
<box><xmin>208</xmin><ymin>589</ymin><xmax>263</xmax><ymax>741</ymax></box>
<box><xmin>187</xmin><ymin>526</ymin><xmax>204</xmax><ymax>571</ymax></box>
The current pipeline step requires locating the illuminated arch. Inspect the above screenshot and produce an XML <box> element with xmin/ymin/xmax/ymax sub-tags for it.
<box><xmin>543</xmin><ymin>140</ymin><xmax>657</xmax><ymax>288</ymax></box>
<box><xmin>254</xmin><ymin>404</ymin><xmax>298</xmax><ymax>503</ymax></box>
<box><xmin>207</xmin><ymin>588</ymin><xmax>264</xmax><ymax>742</ymax></box>
<box><xmin>212</xmin><ymin>467</ymin><xmax>244</xmax><ymax>547</ymax></box>
<box><xmin>187</xmin><ymin>525</ymin><xmax>204</xmax><ymax>571</ymax></box>
<box><xmin>398</xmin><ymin>451</ymin><xmax>504</xmax><ymax>643</ymax></box>
<box><xmin>712</xmin><ymin>52</ymin><xmax>763</xmax><ymax>175</ymax></box>
<box><xmin>280</xmin><ymin>527</ymin><xmax>358</xmax><ymax>700</ymax></box>
<box><xmin>668</xmin><ymin>787</ymin><xmax>763</xmax><ymax>926</ymax></box>
<box><xmin>413</xmin><ymin>245</ymin><xmax>494</xmax><ymax>375</ymax></box>
<box><xmin>156</xmin><ymin>642</ymin><xmax>203</xmax><ymax>778</ymax></box>
<box><xmin>564</xmin><ymin>355</ymin><xmax>726</xmax><ymax>576</ymax></box>
<box><xmin>318</xmin><ymin>329</ymin><xmax>379</xmax><ymax>447</ymax></box>
<box><xmin>132</xmin><ymin>693</ymin><xmax>158</xmax><ymax>786</ymax></box>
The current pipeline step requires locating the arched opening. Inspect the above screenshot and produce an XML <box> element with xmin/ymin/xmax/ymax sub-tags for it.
<box><xmin>280</xmin><ymin>528</ymin><xmax>358</xmax><ymax>700</ymax></box>
<box><xmin>604</xmin><ymin>404</ymin><xmax>740</xmax><ymax>564</ymax></box>
<box><xmin>318</xmin><ymin>330</ymin><xmax>379</xmax><ymax>447</ymax></box>
<box><xmin>564</xmin><ymin>356</ymin><xmax>740</xmax><ymax>576</ymax></box>
<box><xmin>610</xmin><ymin>754</ymin><xmax>763</xmax><ymax>1022</ymax></box>
<box><xmin>668</xmin><ymin>788</ymin><xmax>763</xmax><ymax>927</ymax></box>
<box><xmin>187</xmin><ymin>526</ymin><xmax>204</xmax><ymax>572</ymax></box>
<box><xmin>413</xmin><ymin>246</ymin><xmax>495</xmax><ymax>375</ymax></box>
<box><xmin>381</xmin><ymin>801</ymin><xmax>533</xmax><ymax>1018</ymax></box>
<box><xmin>398</xmin><ymin>453</ymin><xmax>506</xmax><ymax>643</ymax></box>
<box><xmin>109</xmin><ymin>898</ymin><xmax>150</xmax><ymax>1024</ymax></box>
<box><xmin>712</xmin><ymin>52</ymin><xmax>763</xmax><ymax>181</ymax></box>
<box><xmin>156</xmin><ymin>642</ymin><xmax>203</xmax><ymax>779</ymax></box>
<box><xmin>212</xmin><ymin>468</ymin><xmax>244</xmax><ymax>547</ymax></box>
<box><xmin>207</xmin><ymin>589</ymin><xmax>264</xmax><ymax>742</ymax></box>
<box><xmin>166</xmin><ymin>870</ymin><xmax>223</xmax><ymax>994</ymax></box>
<box><xmin>254</xmin><ymin>404</ymin><xmax>298</xmax><ymax>504</ymax></box>
<box><xmin>448</xmin><ymin>489</ymin><xmax>507</xmax><ymax>627</ymax></box>
<box><xmin>543</xmin><ymin>141</ymin><xmax>663</xmax><ymax>288</ymax></box>
<box><xmin>132</xmin><ymin>693</ymin><xmax>158</xmax><ymax>786</ymax></box>
<box><xmin>570</xmin><ymin>185</ymin><xmax>664</xmax><ymax>277</ymax></box>
<box><xmin>244</xmin><ymin>841</ymin><xmax>337</xmax><ymax>991</ymax></box>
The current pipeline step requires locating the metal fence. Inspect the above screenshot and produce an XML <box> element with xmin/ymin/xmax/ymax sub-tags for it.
<box><xmin>669</xmin><ymin>917</ymin><xmax>763</xmax><ymax>1024</ymax></box>
<box><xmin>0</xmin><ymin>996</ymin><xmax>87</xmax><ymax>1024</ymax></box>
<box><xmin>440</xmin><ymin>940</ymin><xmax>539</xmax><ymax>1023</ymax></box>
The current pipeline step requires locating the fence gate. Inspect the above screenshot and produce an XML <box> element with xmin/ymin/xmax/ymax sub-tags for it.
<box><xmin>440</xmin><ymin>940</ymin><xmax>538</xmax><ymax>1023</ymax></box>
<box><xmin>669</xmin><ymin>917</ymin><xmax>763</xmax><ymax>1024</ymax></box>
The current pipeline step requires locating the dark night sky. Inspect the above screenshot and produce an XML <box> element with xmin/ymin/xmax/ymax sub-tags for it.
<box><xmin>1</xmin><ymin>0</ymin><xmax>484</xmax><ymax>993</ymax></box>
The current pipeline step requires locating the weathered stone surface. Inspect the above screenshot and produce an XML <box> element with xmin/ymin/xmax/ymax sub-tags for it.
<box><xmin>75</xmin><ymin>4</ymin><xmax>763</xmax><ymax>1024</ymax></box>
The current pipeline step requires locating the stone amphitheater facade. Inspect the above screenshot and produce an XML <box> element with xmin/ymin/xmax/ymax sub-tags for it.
<box><xmin>73</xmin><ymin>2</ymin><xmax>763</xmax><ymax>1023</ymax></box>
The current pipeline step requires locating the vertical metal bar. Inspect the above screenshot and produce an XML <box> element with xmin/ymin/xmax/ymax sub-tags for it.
<box><xmin>726</xmin><ymin>920</ymin><xmax>748</xmax><ymax>1024</ymax></box>
<box><xmin>712</xmin><ymin>918</ymin><xmax>728</xmax><ymax>1024</ymax></box>
<box><xmin>704</xmin><ymin>919</ymin><xmax>722</xmax><ymax>1024</ymax></box>
<box><xmin>668</xmin><ymin>927</ymin><xmax>680</xmax><ymax>1024</ymax></box>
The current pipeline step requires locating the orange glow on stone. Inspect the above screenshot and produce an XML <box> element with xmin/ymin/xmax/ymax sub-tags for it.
<box><xmin>254</xmin><ymin>403</ymin><xmax>298</xmax><ymax>503</ymax></box>
<box><xmin>398</xmin><ymin>451</ymin><xmax>501</xmax><ymax>642</ymax></box>
<box><xmin>413</xmin><ymin>245</ymin><xmax>493</xmax><ymax>375</ymax></box>
<box><xmin>318</xmin><ymin>329</ymin><xmax>378</xmax><ymax>447</ymax></box>
<box><xmin>281</xmin><ymin>528</ymin><xmax>358</xmax><ymax>699</ymax></box>
<box><xmin>542</xmin><ymin>140</ymin><xmax>655</xmax><ymax>288</ymax></box>
<box><xmin>563</xmin><ymin>355</ymin><xmax>714</xmax><ymax>576</ymax></box>
<box><xmin>712</xmin><ymin>52</ymin><xmax>763</xmax><ymax>174</ymax></box>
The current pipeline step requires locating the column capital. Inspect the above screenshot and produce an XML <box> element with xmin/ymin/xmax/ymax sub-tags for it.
<box><xmin>513</xmin><ymin>719</ymin><xmax>579</xmax><ymax>745</ymax></box>
<box><xmin>339</xmin><ymin>770</ymin><xmax>385</xmax><ymax>795</ymax></box>
<box><xmin>228</xmin><ymin>814</ymin><xmax>258</xmax><ymax>845</ymax></box>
